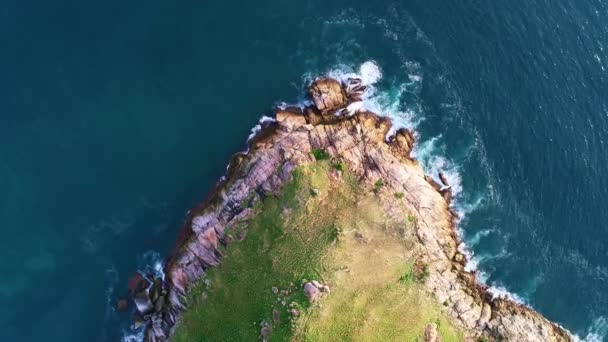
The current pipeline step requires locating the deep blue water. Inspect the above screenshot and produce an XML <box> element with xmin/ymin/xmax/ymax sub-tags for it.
<box><xmin>1</xmin><ymin>0</ymin><xmax>608</xmax><ymax>340</ymax></box>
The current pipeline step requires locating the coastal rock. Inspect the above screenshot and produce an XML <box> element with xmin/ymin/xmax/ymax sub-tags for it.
<box><xmin>128</xmin><ymin>272</ymin><xmax>150</xmax><ymax>294</ymax></box>
<box><xmin>133</xmin><ymin>314</ymin><xmax>145</xmax><ymax>329</ymax></box>
<box><xmin>150</xmin><ymin>278</ymin><xmax>163</xmax><ymax>303</ymax></box>
<box><xmin>308</xmin><ymin>78</ymin><xmax>347</xmax><ymax>114</ymax></box>
<box><xmin>138</xmin><ymin>77</ymin><xmax>573</xmax><ymax>342</ymax></box>
<box><xmin>134</xmin><ymin>290</ymin><xmax>154</xmax><ymax>315</ymax></box>
<box><xmin>477</xmin><ymin>303</ymin><xmax>492</xmax><ymax>329</ymax></box>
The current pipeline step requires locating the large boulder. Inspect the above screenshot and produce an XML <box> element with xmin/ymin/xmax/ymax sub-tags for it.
<box><xmin>308</xmin><ymin>79</ymin><xmax>347</xmax><ymax>113</ymax></box>
<box><xmin>134</xmin><ymin>290</ymin><xmax>154</xmax><ymax>315</ymax></box>
<box><xmin>303</xmin><ymin>282</ymin><xmax>320</xmax><ymax>302</ymax></box>
<box><xmin>127</xmin><ymin>272</ymin><xmax>150</xmax><ymax>294</ymax></box>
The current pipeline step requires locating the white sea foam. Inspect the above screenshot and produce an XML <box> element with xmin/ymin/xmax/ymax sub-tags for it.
<box><xmin>138</xmin><ymin>250</ymin><xmax>165</xmax><ymax>281</ymax></box>
<box><xmin>574</xmin><ymin>317</ymin><xmax>608</xmax><ymax>342</ymax></box>
<box><xmin>121</xmin><ymin>329</ymin><xmax>144</xmax><ymax>342</ymax></box>
<box><xmin>247</xmin><ymin>116</ymin><xmax>276</xmax><ymax>142</ymax></box>
<box><xmin>412</xmin><ymin>137</ymin><xmax>463</xmax><ymax>198</ymax></box>
<box><xmin>326</xmin><ymin>60</ymin><xmax>382</xmax><ymax>86</ymax></box>
<box><xmin>468</xmin><ymin>228</ymin><xmax>495</xmax><ymax>246</ymax></box>
<box><xmin>104</xmin><ymin>265</ymin><xmax>119</xmax><ymax>310</ymax></box>
<box><xmin>487</xmin><ymin>284</ymin><xmax>527</xmax><ymax>303</ymax></box>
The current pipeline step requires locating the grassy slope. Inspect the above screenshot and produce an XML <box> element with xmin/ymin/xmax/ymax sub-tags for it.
<box><xmin>173</xmin><ymin>159</ymin><xmax>464</xmax><ymax>342</ymax></box>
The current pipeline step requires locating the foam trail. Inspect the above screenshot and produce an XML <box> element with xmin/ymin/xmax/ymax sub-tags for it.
<box><xmin>138</xmin><ymin>250</ymin><xmax>165</xmax><ymax>281</ymax></box>
<box><xmin>412</xmin><ymin>137</ymin><xmax>463</xmax><ymax>198</ymax></box>
<box><xmin>247</xmin><ymin>116</ymin><xmax>276</xmax><ymax>142</ymax></box>
<box><xmin>574</xmin><ymin>316</ymin><xmax>608</xmax><ymax>342</ymax></box>
<box><xmin>468</xmin><ymin>228</ymin><xmax>495</xmax><ymax>246</ymax></box>
<box><xmin>121</xmin><ymin>329</ymin><xmax>144</xmax><ymax>342</ymax></box>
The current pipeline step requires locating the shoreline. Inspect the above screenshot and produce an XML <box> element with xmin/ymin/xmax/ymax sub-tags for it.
<box><xmin>127</xmin><ymin>77</ymin><xmax>572</xmax><ymax>341</ymax></box>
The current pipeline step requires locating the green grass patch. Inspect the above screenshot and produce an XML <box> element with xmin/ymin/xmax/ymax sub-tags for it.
<box><xmin>394</xmin><ymin>192</ymin><xmax>404</xmax><ymax>199</ymax></box>
<box><xmin>399</xmin><ymin>262</ymin><xmax>417</xmax><ymax>285</ymax></box>
<box><xmin>331</xmin><ymin>160</ymin><xmax>346</xmax><ymax>172</ymax></box>
<box><xmin>173</xmin><ymin>164</ymin><xmax>355</xmax><ymax>341</ymax></box>
<box><xmin>373</xmin><ymin>179</ymin><xmax>384</xmax><ymax>192</ymax></box>
<box><xmin>311</xmin><ymin>148</ymin><xmax>330</xmax><ymax>161</ymax></box>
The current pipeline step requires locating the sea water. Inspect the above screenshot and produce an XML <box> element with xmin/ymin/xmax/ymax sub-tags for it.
<box><xmin>1</xmin><ymin>0</ymin><xmax>607</xmax><ymax>340</ymax></box>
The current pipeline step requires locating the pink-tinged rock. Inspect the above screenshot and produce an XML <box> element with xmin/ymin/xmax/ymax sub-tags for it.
<box><xmin>191</xmin><ymin>215</ymin><xmax>219</xmax><ymax>234</ymax></box>
<box><xmin>303</xmin><ymin>282</ymin><xmax>320</xmax><ymax>302</ymax></box>
<box><xmin>170</xmin><ymin>267</ymin><xmax>188</xmax><ymax>293</ymax></box>
<box><xmin>197</xmin><ymin>227</ymin><xmax>218</xmax><ymax>249</ymax></box>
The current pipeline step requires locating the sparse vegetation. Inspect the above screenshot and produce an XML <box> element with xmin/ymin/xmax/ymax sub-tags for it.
<box><xmin>311</xmin><ymin>148</ymin><xmax>330</xmax><ymax>161</ymax></box>
<box><xmin>373</xmin><ymin>179</ymin><xmax>385</xmax><ymax>192</ymax></box>
<box><xmin>395</xmin><ymin>192</ymin><xmax>404</xmax><ymax>199</ymax></box>
<box><xmin>331</xmin><ymin>160</ymin><xmax>346</xmax><ymax>171</ymax></box>
<box><xmin>399</xmin><ymin>262</ymin><xmax>417</xmax><ymax>285</ymax></box>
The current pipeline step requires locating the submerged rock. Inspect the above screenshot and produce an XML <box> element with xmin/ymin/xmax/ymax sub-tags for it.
<box><xmin>116</xmin><ymin>298</ymin><xmax>129</xmax><ymax>311</ymax></box>
<box><xmin>127</xmin><ymin>272</ymin><xmax>150</xmax><ymax>294</ymax></box>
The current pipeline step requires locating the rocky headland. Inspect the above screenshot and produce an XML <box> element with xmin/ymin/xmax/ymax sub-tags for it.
<box><xmin>126</xmin><ymin>77</ymin><xmax>572</xmax><ymax>341</ymax></box>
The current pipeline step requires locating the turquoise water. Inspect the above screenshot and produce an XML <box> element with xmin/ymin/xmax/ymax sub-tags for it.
<box><xmin>1</xmin><ymin>0</ymin><xmax>608</xmax><ymax>340</ymax></box>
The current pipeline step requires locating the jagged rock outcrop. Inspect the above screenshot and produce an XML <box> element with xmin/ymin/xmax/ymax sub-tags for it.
<box><xmin>135</xmin><ymin>78</ymin><xmax>572</xmax><ymax>342</ymax></box>
<box><xmin>308</xmin><ymin>78</ymin><xmax>347</xmax><ymax>114</ymax></box>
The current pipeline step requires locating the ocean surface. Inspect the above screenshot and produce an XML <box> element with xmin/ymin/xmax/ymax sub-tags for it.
<box><xmin>1</xmin><ymin>0</ymin><xmax>608</xmax><ymax>340</ymax></box>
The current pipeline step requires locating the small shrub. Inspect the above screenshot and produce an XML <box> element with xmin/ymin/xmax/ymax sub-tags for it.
<box><xmin>478</xmin><ymin>338</ymin><xmax>489</xmax><ymax>342</ymax></box>
<box><xmin>416</xmin><ymin>264</ymin><xmax>430</xmax><ymax>283</ymax></box>
<box><xmin>332</xmin><ymin>161</ymin><xmax>346</xmax><ymax>171</ymax></box>
<box><xmin>407</xmin><ymin>214</ymin><xmax>416</xmax><ymax>223</ymax></box>
<box><xmin>399</xmin><ymin>269</ymin><xmax>416</xmax><ymax>285</ymax></box>
<box><xmin>329</xmin><ymin>224</ymin><xmax>340</xmax><ymax>242</ymax></box>
<box><xmin>374</xmin><ymin>179</ymin><xmax>384</xmax><ymax>192</ymax></box>
<box><xmin>311</xmin><ymin>148</ymin><xmax>330</xmax><ymax>161</ymax></box>
<box><xmin>394</xmin><ymin>192</ymin><xmax>404</xmax><ymax>199</ymax></box>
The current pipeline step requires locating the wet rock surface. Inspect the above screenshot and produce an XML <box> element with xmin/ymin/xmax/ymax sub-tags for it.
<box><xmin>132</xmin><ymin>78</ymin><xmax>572</xmax><ymax>341</ymax></box>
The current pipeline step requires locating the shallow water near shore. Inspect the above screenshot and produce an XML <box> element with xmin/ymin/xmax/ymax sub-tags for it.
<box><xmin>1</xmin><ymin>0</ymin><xmax>608</xmax><ymax>341</ymax></box>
